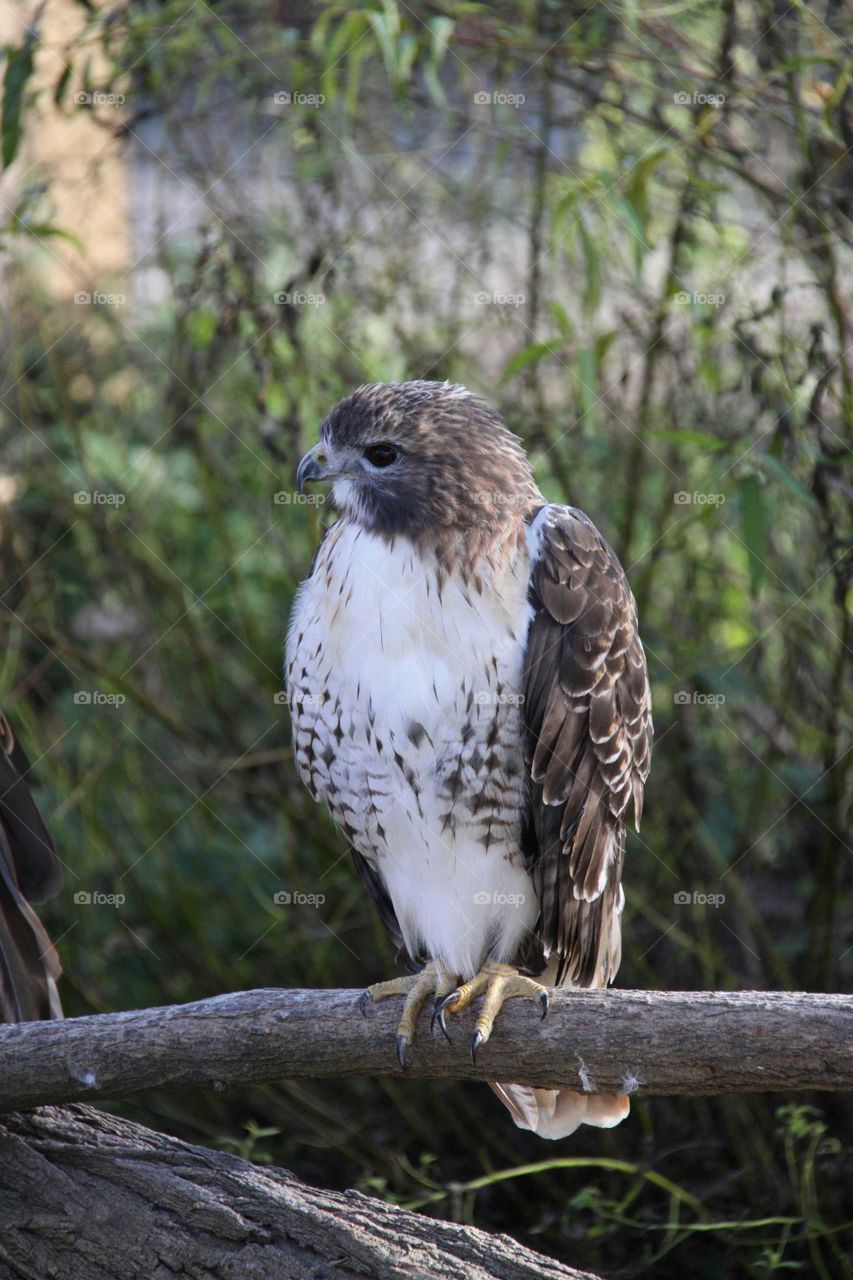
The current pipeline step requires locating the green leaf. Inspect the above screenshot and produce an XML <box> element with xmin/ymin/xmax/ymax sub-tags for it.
<box><xmin>648</xmin><ymin>428</ymin><xmax>726</xmax><ymax>451</ymax></box>
<box><xmin>624</xmin><ymin>145</ymin><xmax>669</xmax><ymax>227</ymax></box>
<box><xmin>367</xmin><ymin>8</ymin><xmax>401</xmax><ymax>86</ymax></box>
<box><xmin>186</xmin><ymin>309</ymin><xmax>218</xmax><ymax>350</ymax></box>
<box><xmin>2</xmin><ymin>29</ymin><xmax>37</xmax><ymax>169</ymax></box>
<box><xmin>549</xmin><ymin>300</ymin><xmax>574</xmax><ymax>338</ymax></box>
<box><xmin>423</xmin><ymin>62</ymin><xmax>446</xmax><ymax>109</ymax></box>
<box><xmin>428</xmin><ymin>16</ymin><xmax>455</xmax><ymax>64</ymax></box>
<box><xmin>53</xmin><ymin>63</ymin><xmax>72</xmax><ymax>109</ymax></box>
<box><xmin>576</xmin><ymin>218</ymin><xmax>601</xmax><ymax>316</ymax></box>
<box><xmin>499</xmin><ymin>342</ymin><xmax>559</xmax><ymax>383</ymax></box>
<box><xmin>738</xmin><ymin>473</ymin><xmax>769</xmax><ymax>595</ymax></box>
<box><xmin>17</xmin><ymin>222</ymin><xmax>84</xmax><ymax>251</ymax></box>
<box><xmin>758</xmin><ymin>453</ymin><xmax>817</xmax><ymax>508</ymax></box>
<box><xmin>576</xmin><ymin>347</ymin><xmax>598</xmax><ymax>428</ymax></box>
<box><xmin>611</xmin><ymin>193</ymin><xmax>647</xmax><ymax>274</ymax></box>
<box><xmin>594</xmin><ymin>329</ymin><xmax>618</xmax><ymax>364</ymax></box>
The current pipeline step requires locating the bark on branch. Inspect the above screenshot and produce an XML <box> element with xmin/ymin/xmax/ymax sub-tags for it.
<box><xmin>0</xmin><ymin>987</ymin><xmax>851</xmax><ymax>1113</ymax></box>
<box><xmin>0</xmin><ymin>1105</ymin><xmax>600</xmax><ymax>1280</ymax></box>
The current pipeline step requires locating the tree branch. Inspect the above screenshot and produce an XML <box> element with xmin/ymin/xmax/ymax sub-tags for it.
<box><xmin>0</xmin><ymin>1105</ymin><xmax>601</xmax><ymax>1280</ymax></box>
<box><xmin>1</xmin><ymin>987</ymin><xmax>851</xmax><ymax>1112</ymax></box>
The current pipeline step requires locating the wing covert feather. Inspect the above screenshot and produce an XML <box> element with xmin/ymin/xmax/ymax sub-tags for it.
<box><xmin>521</xmin><ymin>506</ymin><xmax>652</xmax><ymax>988</ymax></box>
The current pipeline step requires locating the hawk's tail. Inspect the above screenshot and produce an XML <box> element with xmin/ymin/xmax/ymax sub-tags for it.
<box><xmin>0</xmin><ymin>713</ymin><xmax>64</xmax><ymax>1023</ymax></box>
<box><xmin>490</xmin><ymin>920</ymin><xmax>629</xmax><ymax>1139</ymax></box>
<box><xmin>489</xmin><ymin>1081</ymin><xmax>629</xmax><ymax>1140</ymax></box>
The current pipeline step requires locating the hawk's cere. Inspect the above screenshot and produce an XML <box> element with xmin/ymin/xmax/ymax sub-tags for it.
<box><xmin>285</xmin><ymin>381</ymin><xmax>652</xmax><ymax>1139</ymax></box>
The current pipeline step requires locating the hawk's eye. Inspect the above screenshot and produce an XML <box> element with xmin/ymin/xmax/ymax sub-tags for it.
<box><xmin>363</xmin><ymin>443</ymin><xmax>398</xmax><ymax>468</ymax></box>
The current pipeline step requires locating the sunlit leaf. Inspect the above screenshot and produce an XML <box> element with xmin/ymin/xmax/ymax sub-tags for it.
<box><xmin>738</xmin><ymin>473</ymin><xmax>770</xmax><ymax>595</ymax></box>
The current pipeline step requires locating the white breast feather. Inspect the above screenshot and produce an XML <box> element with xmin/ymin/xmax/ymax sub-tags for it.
<box><xmin>286</xmin><ymin>524</ymin><xmax>538</xmax><ymax>979</ymax></box>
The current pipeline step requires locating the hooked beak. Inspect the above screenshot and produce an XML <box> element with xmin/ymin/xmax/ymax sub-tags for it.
<box><xmin>296</xmin><ymin>444</ymin><xmax>331</xmax><ymax>494</ymax></box>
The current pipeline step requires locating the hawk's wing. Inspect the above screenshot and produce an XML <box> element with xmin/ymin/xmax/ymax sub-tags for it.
<box><xmin>0</xmin><ymin>713</ymin><xmax>64</xmax><ymax>1022</ymax></box>
<box><xmin>521</xmin><ymin>505</ymin><xmax>652</xmax><ymax>989</ymax></box>
<box><xmin>351</xmin><ymin>848</ymin><xmax>404</xmax><ymax>955</ymax></box>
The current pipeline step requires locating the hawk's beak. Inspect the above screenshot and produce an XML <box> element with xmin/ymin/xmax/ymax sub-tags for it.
<box><xmin>296</xmin><ymin>445</ymin><xmax>331</xmax><ymax>494</ymax></box>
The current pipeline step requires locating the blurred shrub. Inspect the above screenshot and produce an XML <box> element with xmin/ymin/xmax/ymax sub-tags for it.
<box><xmin>0</xmin><ymin>2</ymin><xmax>850</xmax><ymax>1276</ymax></box>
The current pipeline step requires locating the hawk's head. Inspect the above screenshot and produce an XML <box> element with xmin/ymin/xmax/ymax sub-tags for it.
<box><xmin>297</xmin><ymin>381</ymin><xmax>540</xmax><ymax>543</ymax></box>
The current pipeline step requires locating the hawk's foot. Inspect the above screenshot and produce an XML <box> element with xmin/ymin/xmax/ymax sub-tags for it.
<box><xmin>360</xmin><ymin>961</ymin><xmax>458</xmax><ymax>1068</ymax></box>
<box><xmin>434</xmin><ymin>961</ymin><xmax>548</xmax><ymax>1064</ymax></box>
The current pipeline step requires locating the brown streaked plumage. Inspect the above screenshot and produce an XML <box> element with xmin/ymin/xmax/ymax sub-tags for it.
<box><xmin>0</xmin><ymin>712</ymin><xmax>64</xmax><ymax>1023</ymax></box>
<box><xmin>286</xmin><ymin>380</ymin><xmax>652</xmax><ymax>1139</ymax></box>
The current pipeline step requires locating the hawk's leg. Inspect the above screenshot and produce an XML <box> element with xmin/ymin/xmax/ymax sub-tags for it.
<box><xmin>434</xmin><ymin>961</ymin><xmax>548</xmax><ymax>1064</ymax></box>
<box><xmin>360</xmin><ymin>961</ymin><xmax>458</xmax><ymax>1068</ymax></box>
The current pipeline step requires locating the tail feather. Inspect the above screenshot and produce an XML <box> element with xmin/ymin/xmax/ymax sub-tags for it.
<box><xmin>492</xmin><ymin>890</ymin><xmax>628</xmax><ymax>1139</ymax></box>
<box><xmin>0</xmin><ymin>713</ymin><xmax>64</xmax><ymax>1023</ymax></box>
<box><xmin>490</xmin><ymin>1081</ymin><xmax>629</xmax><ymax>1140</ymax></box>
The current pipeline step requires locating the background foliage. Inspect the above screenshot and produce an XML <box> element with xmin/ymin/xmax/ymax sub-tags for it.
<box><xmin>1</xmin><ymin>1</ymin><xmax>851</xmax><ymax>1276</ymax></box>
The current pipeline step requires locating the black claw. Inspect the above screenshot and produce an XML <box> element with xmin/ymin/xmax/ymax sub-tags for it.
<box><xmin>471</xmin><ymin>1029</ymin><xmax>483</xmax><ymax>1065</ymax></box>
<box><xmin>431</xmin><ymin>998</ymin><xmax>453</xmax><ymax>1045</ymax></box>
<box><xmin>396</xmin><ymin>1034</ymin><xmax>408</xmax><ymax>1070</ymax></box>
<box><xmin>358</xmin><ymin>990</ymin><xmax>372</xmax><ymax>1017</ymax></box>
<box><xmin>539</xmin><ymin>991</ymin><xmax>549</xmax><ymax>1020</ymax></box>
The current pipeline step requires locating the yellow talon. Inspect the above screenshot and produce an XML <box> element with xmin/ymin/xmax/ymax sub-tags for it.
<box><xmin>437</xmin><ymin>961</ymin><xmax>549</xmax><ymax>1063</ymax></box>
<box><xmin>361</xmin><ymin>961</ymin><xmax>458</xmax><ymax>1067</ymax></box>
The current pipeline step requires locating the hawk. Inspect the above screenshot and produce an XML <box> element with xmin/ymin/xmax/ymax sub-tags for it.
<box><xmin>286</xmin><ymin>381</ymin><xmax>652</xmax><ymax>1139</ymax></box>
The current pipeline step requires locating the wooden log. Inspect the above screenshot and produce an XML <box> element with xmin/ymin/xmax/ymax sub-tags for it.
<box><xmin>0</xmin><ymin>1105</ymin><xmax>600</xmax><ymax>1280</ymax></box>
<box><xmin>0</xmin><ymin>986</ymin><xmax>850</xmax><ymax>1113</ymax></box>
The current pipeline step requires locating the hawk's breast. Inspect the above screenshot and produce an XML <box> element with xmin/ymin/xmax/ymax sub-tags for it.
<box><xmin>285</xmin><ymin>521</ymin><xmax>539</xmax><ymax>976</ymax></box>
